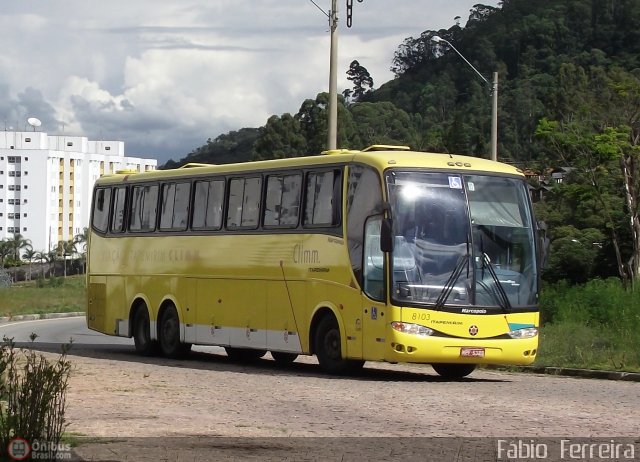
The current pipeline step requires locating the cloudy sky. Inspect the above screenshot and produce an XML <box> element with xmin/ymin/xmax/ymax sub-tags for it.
<box><xmin>0</xmin><ymin>0</ymin><xmax>498</xmax><ymax>164</ymax></box>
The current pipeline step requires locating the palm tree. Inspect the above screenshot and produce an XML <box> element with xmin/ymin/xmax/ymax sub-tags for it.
<box><xmin>57</xmin><ymin>240</ymin><xmax>76</xmax><ymax>278</ymax></box>
<box><xmin>22</xmin><ymin>248</ymin><xmax>37</xmax><ymax>281</ymax></box>
<box><xmin>35</xmin><ymin>251</ymin><xmax>48</xmax><ymax>278</ymax></box>
<box><xmin>73</xmin><ymin>228</ymin><xmax>89</xmax><ymax>274</ymax></box>
<box><xmin>46</xmin><ymin>250</ymin><xmax>58</xmax><ymax>278</ymax></box>
<box><xmin>0</xmin><ymin>240</ymin><xmax>11</xmax><ymax>269</ymax></box>
<box><xmin>7</xmin><ymin>233</ymin><xmax>31</xmax><ymax>263</ymax></box>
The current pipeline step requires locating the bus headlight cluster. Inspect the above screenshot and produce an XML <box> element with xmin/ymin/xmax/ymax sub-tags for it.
<box><xmin>508</xmin><ymin>327</ymin><xmax>538</xmax><ymax>339</ymax></box>
<box><xmin>391</xmin><ymin>322</ymin><xmax>434</xmax><ymax>337</ymax></box>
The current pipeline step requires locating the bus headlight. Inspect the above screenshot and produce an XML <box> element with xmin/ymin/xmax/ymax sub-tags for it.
<box><xmin>508</xmin><ymin>327</ymin><xmax>538</xmax><ymax>339</ymax></box>
<box><xmin>391</xmin><ymin>322</ymin><xmax>434</xmax><ymax>337</ymax></box>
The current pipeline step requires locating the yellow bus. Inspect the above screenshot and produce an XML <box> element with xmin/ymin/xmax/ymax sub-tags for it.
<box><xmin>87</xmin><ymin>145</ymin><xmax>541</xmax><ymax>378</ymax></box>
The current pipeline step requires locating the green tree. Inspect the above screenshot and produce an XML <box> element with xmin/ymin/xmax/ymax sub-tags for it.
<box><xmin>343</xmin><ymin>60</ymin><xmax>374</xmax><ymax>103</ymax></box>
<box><xmin>537</xmin><ymin>67</ymin><xmax>640</xmax><ymax>286</ymax></box>
<box><xmin>22</xmin><ymin>248</ymin><xmax>37</xmax><ymax>281</ymax></box>
<box><xmin>57</xmin><ymin>240</ymin><xmax>76</xmax><ymax>278</ymax></box>
<box><xmin>252</xmin><ymin>114</ymin><xmax>307</xmax><ymax>160</ymax></box>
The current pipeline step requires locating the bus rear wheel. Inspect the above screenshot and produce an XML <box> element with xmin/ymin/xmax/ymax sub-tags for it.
<box><xmin>431</xmin><ymin>363</ymin><xmax>476</xmax><ymax>379</ymax></box>
<box><xmin>133</xmin><ymin>306</ymin><xmax>158</xmax><ymax>356</ymax></box>
<box><xmin>158</xmin><ymin>305</ymin><xmax>191</xmax><ymax>359</ymax></box>
<box><xmin>314</xmin><ymin>315</ymin><xmax>364</xmax><ymax>375</ymax></box>
<box><xmin>270</xmin><ymin>351</ymin><xmax>298</xmax><ymax>364</ymax></box>
<box><xmin>225</xmin><ymin>347</ymin><xmax>267</xmax><ymax>362</ymax></box>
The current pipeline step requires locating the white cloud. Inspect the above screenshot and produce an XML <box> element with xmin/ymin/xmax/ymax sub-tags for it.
<box><xmin>0</xmin><ymin>0</ymin><xmax>498</xmax><ymax>162</ymax></box>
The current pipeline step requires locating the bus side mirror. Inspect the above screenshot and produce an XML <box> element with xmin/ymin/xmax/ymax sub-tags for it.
<box><xmin>380</xmin><ymin>218</ymin><xmax>394</xmax><ymax>253</ymax></box>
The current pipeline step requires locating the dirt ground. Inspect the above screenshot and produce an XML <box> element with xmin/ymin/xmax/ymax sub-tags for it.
<box><xmin>54</xmin><ymin>346</ymin><xmax>640</xmax><ymax>462</ymax></box>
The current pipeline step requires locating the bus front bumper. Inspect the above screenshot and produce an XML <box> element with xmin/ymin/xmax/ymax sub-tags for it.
<box><xmin>384</xmin><ymin>330</ymin><xmax>539</xmax><ymax>366</ymax></box>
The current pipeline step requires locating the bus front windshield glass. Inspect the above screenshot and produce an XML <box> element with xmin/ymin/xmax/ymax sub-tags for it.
<box><xmin>386</xmin><ymin>171</ymin><xmax>538</xmax><ymax>310</ymax></box>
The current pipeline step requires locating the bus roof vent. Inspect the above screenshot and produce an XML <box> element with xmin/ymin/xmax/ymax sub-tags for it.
<box><xmin>180</xmin><ymin>163</ymin><xmax>213</xmax><ymax>168</ymax></box>
<box><xmin>361</xmin><ymin>145</ymin><xmax>411</xmax><ymax>152</ymax></box>
<box><xmin>115</xmin><ymin>169</ymin><xmax>138</xmax><ymax>175</ymax></box>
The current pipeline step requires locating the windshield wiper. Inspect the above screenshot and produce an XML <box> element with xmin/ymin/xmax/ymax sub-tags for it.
<box><xmin>434</xmin><ymin>253</ymin><xmax>469</xmax><ymax>310</ymax></box>
<box><xmin>481</xmin><ymin>253</ymin><xmax>512</xmax><ymax>313</ymax></box>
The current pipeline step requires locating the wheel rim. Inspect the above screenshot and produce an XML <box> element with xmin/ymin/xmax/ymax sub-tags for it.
<box><xmin>161</xmin><ymin>313</ymin><xmax>179</xmax><ymax>351</ymax></box>
<box><xmin>323</xmin><ymin>327</ymin><xmax>341</xmax><ymax>360</ymax></box>
<box><xmin>135</xmin><ymin>311</ymin><xmax>150</xmax><ymax>348</ymax></box>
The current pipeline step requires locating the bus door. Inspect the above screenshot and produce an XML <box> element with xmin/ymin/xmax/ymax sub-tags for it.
<box><xmin>361</xmin><ymin>217</ymin><xmax>388</xmax><ymax>361</ymax></box>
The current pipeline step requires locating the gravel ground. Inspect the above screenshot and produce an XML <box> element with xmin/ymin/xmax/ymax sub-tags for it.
<box><xmin>58</xmin><ymin>348</ymin><xmax>640</xmax><ymax>461</ymax></box>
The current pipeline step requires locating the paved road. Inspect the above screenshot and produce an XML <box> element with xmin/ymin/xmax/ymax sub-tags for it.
<box><xmin>2</xmin><ymin>317</ymin><xmax>639</xmax><ymax>461</ymax></box>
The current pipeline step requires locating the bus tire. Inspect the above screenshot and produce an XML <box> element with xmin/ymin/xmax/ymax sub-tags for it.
<box><xmin>133</xmin><ymin>306</ymin><xmax>159</xmax><ymax>356</ymax></box>
<box><xmin>158</xmin><ymin>305</ymin><xmax>191</xmax><ymax>359</ymax></box>
<box><xmin>431</xmin><ymin>363</ymin><xmax>476</xmax><ymax>379</ymax></box>
<box><xmin>270</xmin><ymin>351</ymin><xmax>298</xmax><ymax>364</ymax></box>
<box><xmin>225</xmin><ymin>347</ymin><xmax>267</xmax><ymax>361</ymax></box>
<box><xmin>314</xmin><ymin>315</ymin><xmax>364</xmax><ymax>375</ymax></box>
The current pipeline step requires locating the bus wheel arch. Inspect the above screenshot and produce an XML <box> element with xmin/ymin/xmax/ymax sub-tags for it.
<box><xmin>310</xmin><ymin>308</ymin><xmax>364</xmax><ymax>375</ymax></box>
<box><xmin>157</xmin><ymin>300</ymin><xmax>192</xmax><ymax>359</ymax></box>
<box><xmin>130</xmin><ymin>300</ymin><xmax>158</xmax><ymax>356</ymax></box>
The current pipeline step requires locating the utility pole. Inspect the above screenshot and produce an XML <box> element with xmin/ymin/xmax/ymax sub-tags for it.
<box><xmin>327</xmin><ymin>0</ymin><xmax>338</xmax><ymax>150</ymax></box>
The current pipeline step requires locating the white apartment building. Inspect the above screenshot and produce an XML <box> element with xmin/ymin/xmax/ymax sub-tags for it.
<box><xmin>0</xmin><ymin>130</ymin><xmax>157</xmax><ymax>253</ymax></box>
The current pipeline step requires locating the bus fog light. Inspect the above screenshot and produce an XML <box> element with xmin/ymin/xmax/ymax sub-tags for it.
<box><xmin>391</xmin><ymin>322</ymin><xmax>434</xmax><ymax>337</ymax></box>
<box><xmin>508</xmin><ymin>327</ymin><xmax>538</xmax><ymax>339</ymax></box>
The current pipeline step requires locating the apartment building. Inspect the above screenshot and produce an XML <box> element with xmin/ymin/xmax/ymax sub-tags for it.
<box><xmin>0</xmin><ymin>130</ymin><xmax>157</xmax><ymax>253</ymax></box>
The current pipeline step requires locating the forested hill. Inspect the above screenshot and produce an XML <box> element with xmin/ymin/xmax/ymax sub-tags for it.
<box><xmin>161</xmin><ymin>0</ymin><xmax>640</xmax><ymax>169</ymax></box>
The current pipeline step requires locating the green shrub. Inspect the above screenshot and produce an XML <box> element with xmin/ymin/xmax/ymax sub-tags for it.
<box><xmin>0</xmin><ymin>335</ymin><xmax>71</xmax><ymax>460</ymax></box>
<box><xmin>538</xmin><ymin>279</ymin><xmax>640</xmax><ymax>371</ymax></box>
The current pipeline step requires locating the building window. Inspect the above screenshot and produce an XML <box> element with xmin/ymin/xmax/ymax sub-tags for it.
<box><xmin>25</xmin><ymin>138</ymin><xmax>31</xmax><ymax>142</ymax></box>
<box><xmin>23</xmin><ymin>227</ymin><xmax>27</xmax><ymax>232</ymax></box>
<box><xmin>67</xmin><ymin>142</ymin><xmax>73</xmax><ymax>147</ymax></box>
<box><xmin>105</xmin><ymin>146</ymin><xmax>111</xmax><ymax>151</ymax></box>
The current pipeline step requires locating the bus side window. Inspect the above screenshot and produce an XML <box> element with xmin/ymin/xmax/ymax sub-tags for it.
<box><xmin>129</xmin><ymin>184</ymin><xmax>158</xmax><ymax>232</ymax></box>
<box><xmin>363</xmin><ymin>217</ymin><xmax>385</xmax><ymax>301</ymax></box>
<box><xmin>347</xmin><ymin>165</ymin><xmax>382</xmax><ymax>284</ymax></box>
<box><xmin>92</xmin><ymin>188</ymin><xmax>111</xmax><ymax>233</ymax></box>
<box><xmin>304</xmin><ymin>169</ymin><xmax>341</xmax><ymax>227</ymax></box>
<box><xmin>192</xmin><ymin>179</ymin><xmax>224</xmax><ymax>230</ymax></box>
<box><xmin>160</xmin><ymin>182</ymin><xmax>190</xmax><ymax>231</ymax></box>
<box><xmin>110</xmin><ymin>187</ymin><xmax>127</xmax><ymax>233</ymax></box>
<box><xmin>227</xmin><ymin>177</ymin><xmax>261</xmax><ymax>230</ymax></box>
<box><xmin>264</xmin><ymin>173</ymin><xmax>301</xmax><ymax>228</ymax></box>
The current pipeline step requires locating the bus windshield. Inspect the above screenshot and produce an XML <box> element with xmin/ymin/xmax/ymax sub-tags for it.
<box><xmin>386</xmin><ymin>171</ymin><xmax>538</xmax><ymax>310</ymax></box>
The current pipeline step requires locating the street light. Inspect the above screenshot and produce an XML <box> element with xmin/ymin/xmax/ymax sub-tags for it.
<box><xmin>431</xmin><ymin>35</ymin><xmax>498</xmax><ymax>162</ymax></box>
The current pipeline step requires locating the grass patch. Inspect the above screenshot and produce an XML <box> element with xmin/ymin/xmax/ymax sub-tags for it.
<box><xmin>536</xmin><ymin>279</ymin><xmax>640</xmax><ymax>372</ymax></box>
<box><xmin>0</xmin><ymin>275</ymin><xmax>86</xmax><ymax>317</ymax></box>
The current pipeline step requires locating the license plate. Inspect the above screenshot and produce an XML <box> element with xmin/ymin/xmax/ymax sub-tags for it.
<box><xmin>460</xmin><ymin>347</ymin><xmax>485</xmax><ymax>358</ymax></box>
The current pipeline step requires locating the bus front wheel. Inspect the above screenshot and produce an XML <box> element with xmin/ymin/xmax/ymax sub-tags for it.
<box><xmin>314</xmin><ymin>316</ymin><xmax>364</xmax><ymax>375</ymax></box>
<box><xmin>158</xmin><ymin>305</ymin><xmax>191</xmax><ymax>359</ymax></box>
<box><xmin>133</xmin><ymin>306</ymin><xmax>158</xmax><ymax>356</ymax></box>
<box><xmin>431</xmin><ymin>363</ymin><xmax>476</xmax><ymax>379</ymax></box>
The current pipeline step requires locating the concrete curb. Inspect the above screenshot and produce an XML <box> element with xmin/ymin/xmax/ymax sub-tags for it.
<box><xmin>486</xmin><ymin>364</ymin><xmax>640</xmax><ymax>382</ymax></box>
<box><xmin>0</xmin><ymin>312</ymin><xmax>84</xmax><ymax>324</ymax></box>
